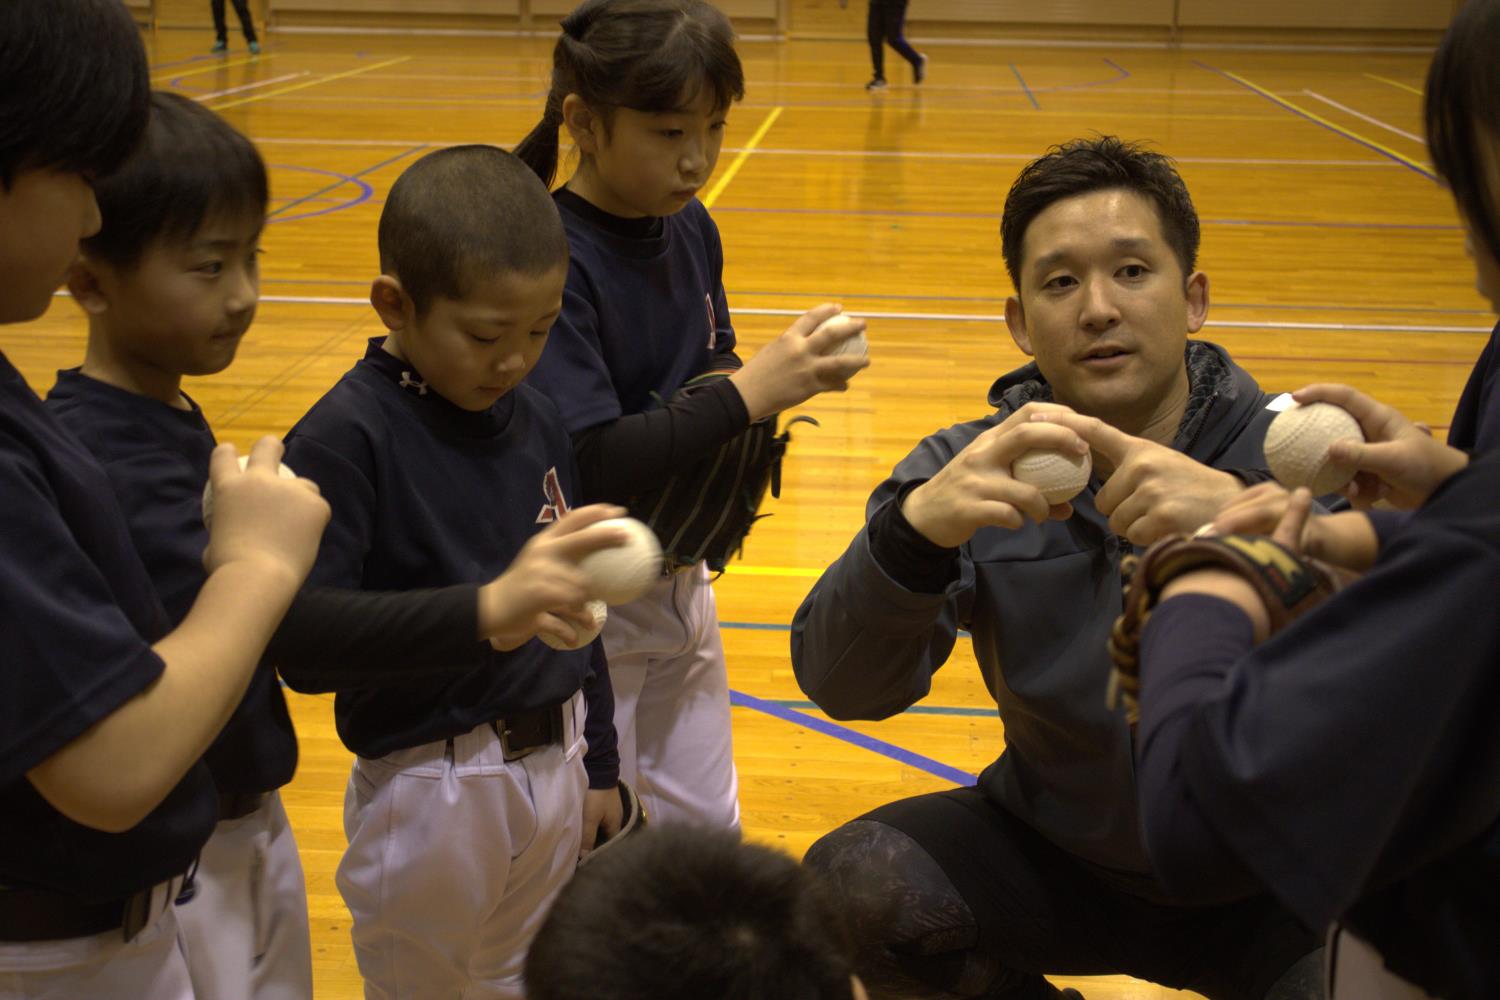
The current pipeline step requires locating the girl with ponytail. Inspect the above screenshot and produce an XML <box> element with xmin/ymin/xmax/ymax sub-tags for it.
<box><xmin>518</xmin><ymin>0</ymin><xmax>870</xmax><ymax>832</ymax></box>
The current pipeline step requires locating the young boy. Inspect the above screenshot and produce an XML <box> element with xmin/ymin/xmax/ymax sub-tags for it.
<box><xmin>49</xmin><ymin>93</ymin><xmax>624</xmax><ymax>1000</ymax></box>
<box><xmin>527</xmin><ymin>826</ymin><xmax>870</xmax><ymax>1000</ymax></box>
<box><xmin>0</xmin><ymin>3</ymin><xmax>328</xmax><ymax>997</ymax></box>
<box><xmin>281</xmin><ymin>144</ymin><xmax>627</xmax><ymax>999</ymax></box>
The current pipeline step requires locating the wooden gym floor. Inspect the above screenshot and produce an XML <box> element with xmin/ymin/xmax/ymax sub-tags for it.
<box><xmin>8</xmin><ymin>24</ymin><xmax>1490</xmax><ymax>999</ymax></box>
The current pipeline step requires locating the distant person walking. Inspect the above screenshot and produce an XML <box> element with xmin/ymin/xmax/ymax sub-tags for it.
<box><xmin>865</xmin><ymin>0</ymin><xmax>925</xmax><ymax>90</ymax></box>
<box><xmin>211</xmin><ymin>0</ymin><xmax>260</xmax><ymax>54</ymax></box>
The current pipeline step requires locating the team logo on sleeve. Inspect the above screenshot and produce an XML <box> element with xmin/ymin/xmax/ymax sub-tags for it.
<box><xmin>705</xmin><ymin>294</ymin><xmax>717</xmax><ymax>351</ymax></box>
<box><xmin>535</xmin><ymin>466</ymin><xmax>572</xmax><ymax>523</ymax></box>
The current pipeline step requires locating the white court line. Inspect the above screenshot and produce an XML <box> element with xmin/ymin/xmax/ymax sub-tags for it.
<box><xmin>1302</xmin><ymin>90</ymin><xmax>1424</xmax><ymax>145</ymax></box>
<box><xmin>247</xmin><ymin>136</ymin><xmax>1388</xmax><ymax>167</ymax></box>
<box><xmin>195</xmin><ymin>72</ymin><xmax>309</xmax><ymax>103</ymax></box>
<box><xmin>250</xmin><ymin>295</ymin><xmax>1490</xmax><ymax>333</ymax></box>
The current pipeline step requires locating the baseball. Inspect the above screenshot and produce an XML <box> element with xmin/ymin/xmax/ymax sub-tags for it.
<box><xmin>540</xmin><ymin>599</ymin><xmax>608</xmax><ymax>651</ymax></box>
<box><xmin>1011</xmin><ymin>448</ymin><xmax>1092</xmax><ymax>505</ymax></box>
<box><xmin>1263</xmin><ymin>401</ymin><xmax>1365</xmax><ymax>495</ymax></box>
<box><xmin>202</xmin><ymin>455</ymin><xmax>298</xmax><ymax>527</ymax></box>
<box><xmin>815</xmin><ymin>312</ymin><xmax>868</xmax><ymax>358</ymax></box>
<box><xmin>578</xmin><ymin>517</ymin><xmax>664</xmax><ymax>605</ymax></box>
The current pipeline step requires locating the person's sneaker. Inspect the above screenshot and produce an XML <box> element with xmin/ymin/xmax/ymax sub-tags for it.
<box><xmin>914</xmin><ymin>52</ymin><xmax>928</xmax><ymax>84</ymax></box>
<box><xmin>210</xmin><ymin>38</ymin><xmax>228</xmax><ymax>53</ymax></box>
<box><xmin>865</xmin><ymin>77</ymin><xmax>888</xmax><ymax>91</ymax></box>
<box><xmin>248</xmin><ymin>40</ymin><xmax>261</xmax><ymax>54</ymax></box>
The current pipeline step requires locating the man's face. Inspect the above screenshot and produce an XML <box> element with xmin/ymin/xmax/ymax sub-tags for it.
<box><xmin>1004</xmin><ymin>188</ymin><xmax>1207</xmax><ymax>427</ymax></box>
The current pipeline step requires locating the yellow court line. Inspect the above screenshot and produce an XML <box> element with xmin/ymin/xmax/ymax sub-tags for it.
<box><xmin>701</xmin><ymin>106</ymin><xmax>784</xmax><ymax>209</ymax></box>
<box><xmin>1365</xmin><ymin>73</ymin><xmax>1424</xmax><ymax>97</ymax></box>
<box><xmin>728</xmin><ymin>565</ymin><xmax>824</xmax><ymax>578</ymax></box>
<box><xmin>207</xmin><ymin>56</ymin><xmax>411</xmax><ymax>111</ymax></box>
<box><xmin>1219</xmin><ymin>68</ymin><xmax>1434</xmax><ymax>178</ymax></box>
<box><xmin>152</xmin><ymin>54</ymin><xmax>265</xmax><ymax>83</ymax></box>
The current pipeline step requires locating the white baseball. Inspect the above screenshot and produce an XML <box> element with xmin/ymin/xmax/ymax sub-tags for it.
<box><xmin>540</xmin><ymin>599</ymin><xmax>608</xmax><ymax>651</ymax></box>
<box><xmin>1263</xmin><ymin>401</ymin><xmax>1365</xmax><ymax>495</ymax></box>
<box><xmin>814</xmin><ymin>313</ymin><xmax>868</xmax><ymax>358</ymax></box>
<box><xmin>1011</xmin><ymin>448</ymin><xmax>1092</xmax><ymax>505</ymax></box>
<box><xmin>578</xmin><ymin>517</ymin><xmax>664</xmax><ymax>605</ymax></box>
<box><xmin>201</xmin><ymin>454</ymin><xmax>298</xmax><ymax>527</ymax></box>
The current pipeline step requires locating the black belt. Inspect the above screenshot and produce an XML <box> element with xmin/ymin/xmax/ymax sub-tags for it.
<box><xmin>0</xmin><ymin>883</ymin><xmax>161</xmax><ymax>943</ymax></box>
<box><xmin>491</xmin><ymin>703</ymin><xmax>565</xmax><ymax>761</ymax></box>
<box><xmin>218</xmin><ymin>790</ymin><xmax>268</xmax><ymax>821</ymax></box>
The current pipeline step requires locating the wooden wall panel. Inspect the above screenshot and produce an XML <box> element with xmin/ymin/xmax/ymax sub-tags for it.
<box><xmin>1178</xmin><ymin>0</ymin><xmax>1452</xmax><ymax>30</ymax></box>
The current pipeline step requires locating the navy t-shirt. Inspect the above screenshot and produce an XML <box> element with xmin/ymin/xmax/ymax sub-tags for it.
<box><xmin>526</xmin><ymin>190</ymin><xmax>736</xmax><ymax>433</ymax></box>
<box><xmin>1136</xmin><ymin>452</ymin><xmax>1500</xmax><ymax>998</ymax></box>
<box><xmin>46</xmin><ymin>370</ymin><xmax>297</xmax><ymax>795</ymax></box>
<box><xmin>1449</xmin><ymin>319</ymin><xmax>1499</xmax><ymax>455</ymax></box>
<box><xmin>0</xmin><ymin>352</ymin><xmax>216</xmax><ymax>901</ymax></box>
<box><xmin>284</xmin><ymin>339</ymin><xmax>607</xmax><ymax>759</ymax></box>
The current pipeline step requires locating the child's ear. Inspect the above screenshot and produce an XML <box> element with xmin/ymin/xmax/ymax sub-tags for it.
<box><xmin>562</xmin><ymin>94</ymin><xmax>600</xmax><ymax>155</ymax></box>
<box><xmin>369</xmin><ymin>275</ymin><xmax>412</xmax><ymax>331</ymax></box>
<box><xmin>66</xmin><ymin>257</ymin><xmax>110</xmax><ymax>316</ymax></box>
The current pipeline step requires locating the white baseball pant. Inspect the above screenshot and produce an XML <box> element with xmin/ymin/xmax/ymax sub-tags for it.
<box><xmin>336</xmin><ymin>692</ymin><xmax>587</xmax><ymax>1000</ymax></box>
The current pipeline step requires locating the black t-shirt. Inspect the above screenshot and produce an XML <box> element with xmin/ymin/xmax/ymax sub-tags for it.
<box><xmin>45</xmin><ymin>370</ymin><xmax>297</xmax><ymax>795</ymax></box>
<box><xmin>0</xmin><ymin>353</ymin><xmax>215</xmax><ymax>900</ymax></box>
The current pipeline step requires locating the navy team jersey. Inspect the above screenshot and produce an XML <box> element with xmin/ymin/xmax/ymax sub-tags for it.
<box><xmin>1449</xmin><ymin>319</ymin><xmax>1499</xmax><ymax>455</ymax></box>
<box><xmin>0</xmin><ymin>352</ymin><xmax>216</xmax><ymax>901</ymax></box>
<box><xmin>46</xmin><ymin>369</ymin><xmax>297</xmax><ymax>795</ymax></box>
<box><xmin>525</xmin><ymin>190</ymin><xmax>736</xmax><ymax>433</ymax></box>
<box><xmin>284</xmin><ymin>339</ymin><xmax>603</xmax><ymax>758</ymax></box>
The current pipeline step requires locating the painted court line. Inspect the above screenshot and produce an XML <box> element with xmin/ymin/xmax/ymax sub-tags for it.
<box><xmin>156</xmin><ymin>54</ymin><xmax>264</xmax><ymax>83</ymax></box>
<box><xmin>1196</xmin><ymin>61</ymin><xmax>1436</xmax><ymax>181</ymax></box>
<box><xmin>1365</xmin><ymin>73</ymin><xmax>1424</xmax><ymax>97</ymax></box>
<box><xmin>207</xmin><ymin>56</ymin><xmax>411</xmax><ymax>111</ymax></box>
<box><xmin>729</xmin><ymin>689</ymin><xmax>977</xmax><ymax>787</ymax></box>
<box><xmin>252</xmin><ymin>295</ymin><xmax>1493</xmax><ymax>334</ymax></box>
<box><xmin>701</xmin><ymin>106</ymin><xmax>783</xmax><ymax>209</ymax></box>
<box><xmin>1302</xmin><ymin>90</ymin><xmax>1423</xmax><ymax>145</ymax></box>
<box><xmin>245</xmin><ymin>136</ymin><xmax>1391</xmax><ymax>168</ymax></box>
<box><xmin>196</xmin><ymin>72</ymin><xmax>308</xmax><ymax>103</ymax></box>
<box><xmin>1009</xmin><ymin>64</ymin><xmax>1040</xmax><ymax>109</ymax></box>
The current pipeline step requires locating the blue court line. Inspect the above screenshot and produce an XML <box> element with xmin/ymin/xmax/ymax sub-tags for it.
<box><xmin>1194</xmin><ymin>60</ymin><xmax>1437</xmax><ymax>183</ymax></box>
<box><xmin>729</xmin><ymin>689</ymin><xmax>977</xmax><ymax>786</ymax></box>
<box><xmin>720</xmin><ymin>620</ymin><xmax>974</xmax><ymax>638</ymax></box>
<box><xmin>1009</xmin><ymin>64</ymin><xmax>1040</xmax><ymax>110</ymax></box>
<box><xmin>267</xmin><ymin>145</ymin><xmax>427</xmax><ymax>224</ymax></box>
<box><xmin>765</xmin><ymin>697</ymin><xmax>993</xmax><ymax>719</ymax></box>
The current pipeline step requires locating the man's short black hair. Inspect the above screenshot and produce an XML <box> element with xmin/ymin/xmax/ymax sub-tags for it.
<box><xmin>1001</xmin><ymin>136</ymin><xmax>1201</xmax><ymax>293</ymax></box>
<box><xmin>0</xmin><ymin>0</ymin><xmax>150</xmax><ymax>187</ymax></box>
<box><xmin>526</xmin><ymin>827</ymin><xmax>859</xmax><ymax>1000</ymax></box>
<box><xmin>82</xmin><ymin>92</ymin><xmax>268</xmax><ymax>270</ymax></box>
<box><xmin>378</xmin><ymin>145</ymin><xmax>569</xmax><ymax>316</ymax></box>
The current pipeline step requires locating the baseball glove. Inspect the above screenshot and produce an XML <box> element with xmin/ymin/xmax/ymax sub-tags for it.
<box><xmin>629</xmin><ymin>372</ymin><xmax>816</xmax><ymax>573</ymax></box>
<box><xmin>1107</xmin><ymin>533</ymin><xmax>1341</xmax><ymax>724</ymax></box>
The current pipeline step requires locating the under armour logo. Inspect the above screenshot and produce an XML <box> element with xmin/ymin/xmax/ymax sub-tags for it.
<box><xmin>535</xmin><ymin>466</ymin><xmax>572</xmax><ymax>523</ymax></box>
<box><xmin>399</xmin><ymin>372</ymin><xmax>428</xmax><ymax>395</ymax></box>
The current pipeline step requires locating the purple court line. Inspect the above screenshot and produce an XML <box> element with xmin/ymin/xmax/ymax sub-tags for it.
<box><xmin>267</xmin><ymin>145</ymin><xmax>428</xmax><ymax>225</ymax></box>
<box><xmin>264</xmin><ymin>165</ymin><xmax>373</xmax><ymax>226</ymax></box>
<box><xmin>1008</xmin><ymin>63</ymin><xmax>1040</xmax><ymax>110</ymax></box>
<box><xmin>1193</xmin><ymin>60</ymin><xmax>1437</xmax><ymax>183</ymax></box>
<box><xmin>729</xmin><ymin>689</ymin><xmax>977</xmax><ymax>787</ymax></box>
